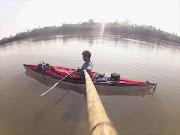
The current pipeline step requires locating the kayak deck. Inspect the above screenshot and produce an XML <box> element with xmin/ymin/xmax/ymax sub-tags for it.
<box><xmin>25</xmin><ymin>64</ymin><xmax>147</xmax><ymax>85</ymax></box>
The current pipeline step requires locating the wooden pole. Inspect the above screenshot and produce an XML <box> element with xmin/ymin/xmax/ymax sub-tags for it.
<box><xmin>84</xmin><ymin>70</ymin><xmax>118</xmax><ymax>135</ymax></box>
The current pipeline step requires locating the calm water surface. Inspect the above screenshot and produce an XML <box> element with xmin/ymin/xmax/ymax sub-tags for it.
<box><xmin>0</xmin><ymin>34</ymin><xmax>180</xmax><ymax>135</ymax></box>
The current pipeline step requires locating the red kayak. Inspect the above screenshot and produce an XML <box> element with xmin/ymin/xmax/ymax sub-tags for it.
<box><xmin>23</xmin><ymin>64</ymin><xmax>156</xmax><ymax>94</ymax></box>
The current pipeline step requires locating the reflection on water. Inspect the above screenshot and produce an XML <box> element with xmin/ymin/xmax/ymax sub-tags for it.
<box><xmin>49</xmin><ymin>90</ymin><xmax>70</xmax><ymax>110</ymax></box>
<box><xmin>0</xmin><ymin>34</ymin><xmax>180</xmax><ymax>135</ymax></box>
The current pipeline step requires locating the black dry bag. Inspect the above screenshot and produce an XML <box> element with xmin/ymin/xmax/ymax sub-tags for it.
<box><xmin>111</xmin><ymin>73</ymin><xmax>120</xmax><ymax>81</ymax></box>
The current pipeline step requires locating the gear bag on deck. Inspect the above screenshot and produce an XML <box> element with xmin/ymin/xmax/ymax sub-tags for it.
<box><xmin>111</xmin><ymin>73</ymin><xmax>120</xmax><ymax>81</ymax></box>
<box><xmin>37</xmin><ymin>61</ymin><xmax>50</xmax><ymax>71</ymax></box>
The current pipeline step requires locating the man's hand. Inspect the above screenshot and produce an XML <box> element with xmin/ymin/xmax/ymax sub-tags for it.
<box><xmin>76</xmin><ymin>67</ymin><xmax>81</xmax><ymax>75</ymax></box>
<box><xmin>85</xmin><ymin>67</ymin><xmax>92</xmax><ymax>74</ymax></box>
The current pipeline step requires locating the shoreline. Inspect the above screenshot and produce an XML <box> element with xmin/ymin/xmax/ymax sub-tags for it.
<box><xmin>1</xmin><ymin>22</ymin><xmax>180</xmax><ymax>45</ymax></box>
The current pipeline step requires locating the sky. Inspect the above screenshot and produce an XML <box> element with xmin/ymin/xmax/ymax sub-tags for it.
<box><xmin>0</xmin><ymin>0</ymin><xmax>180</xmax><ymax>39</ymax></box>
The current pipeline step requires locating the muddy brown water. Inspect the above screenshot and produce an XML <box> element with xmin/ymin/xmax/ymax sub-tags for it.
<box><xmin>0</xmin><ymin>34</ymin><xmax>180</xmax><ymax>135</ymax></box>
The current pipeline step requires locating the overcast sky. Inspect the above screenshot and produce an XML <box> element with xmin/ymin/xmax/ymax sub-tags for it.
<box><xmin>0</xmin><ymin>0</ymin><xmax>180</xmax><ymax>39</ymax></box>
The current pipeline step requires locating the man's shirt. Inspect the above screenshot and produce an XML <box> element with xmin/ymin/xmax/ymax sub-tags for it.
<box><xmin>79</xmin><ymin>61</ymin><xmax>93</xmax><ymax>76</ymax></box>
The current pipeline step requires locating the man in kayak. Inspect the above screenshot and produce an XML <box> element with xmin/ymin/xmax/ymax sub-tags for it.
<box><xmin>78</xmin><ymin>50</ymin><xmax>93</xmax><ymax>77</ymax></box>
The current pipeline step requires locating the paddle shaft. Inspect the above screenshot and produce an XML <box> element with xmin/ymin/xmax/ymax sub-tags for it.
<box><xmin>84</xmin><ymin>69</ymin><xmax>118</xmax><ymax>135</ymax></box>
<box><xmin>41</xmin><ymin>68</ymin><xmax>78</xmax><ymax>96</ymax></box>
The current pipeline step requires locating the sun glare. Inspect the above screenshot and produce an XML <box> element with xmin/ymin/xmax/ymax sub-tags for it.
<box><xmin>100</xmin><ymin>23</ymin><xmax>105</xmax><ymax>39</ymax></box>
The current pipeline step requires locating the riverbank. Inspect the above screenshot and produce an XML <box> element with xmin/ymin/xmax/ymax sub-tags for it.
<box><xmin>1</xmin><ymin>20</ymin><xmax>180</xmax><ymax>45</ymax></box>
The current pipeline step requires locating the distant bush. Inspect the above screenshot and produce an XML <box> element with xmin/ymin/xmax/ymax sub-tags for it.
<box><xmin>1</xmin><ymin>19</ymin><xmax>180</xmax><ymax>45</ymax></box>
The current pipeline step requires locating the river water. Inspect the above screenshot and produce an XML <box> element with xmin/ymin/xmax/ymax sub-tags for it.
<box><xmin>0</xmin><ymin>34</ymin><xmax>180</xmax><ymax>135</ymax></box>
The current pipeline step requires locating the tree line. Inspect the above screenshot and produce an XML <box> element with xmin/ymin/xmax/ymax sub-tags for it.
<box><xmin>0</xmin><ymin>19</ymin><xmax>180</xmax><ymax>45</ymax></box>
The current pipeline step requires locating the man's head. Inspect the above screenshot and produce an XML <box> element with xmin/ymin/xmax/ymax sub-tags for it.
<box><xmin>82</xmin><ymin>50</ymin><xmax>91</xmax><ymax>61</ymax></box>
